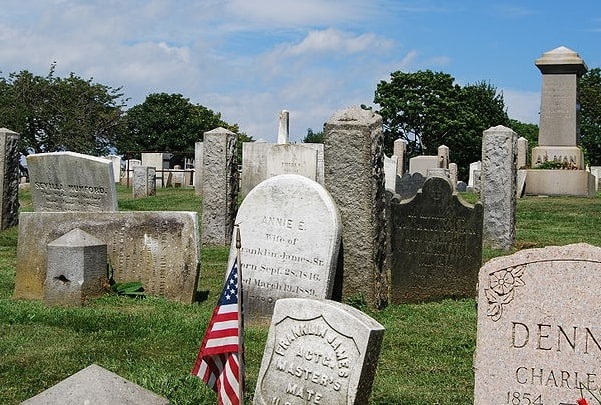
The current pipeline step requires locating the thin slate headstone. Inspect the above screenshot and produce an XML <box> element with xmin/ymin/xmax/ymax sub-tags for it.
<box><xmin>22</xmin><ymin>364</ymin><xmax>169</xmax><ymax>404</ymax></box>
<box><xmin>44</xmin><ymin>228</ymin><xmax>107</xmax><ymax>306</ymax></box>
<box><xmin>474</xmin><ymin>243</ymin><xmax>601</xmax><ymax>405</ymax></box>
<box><xmin>228</xmin><ymin>174</ymin><xmax>341</xmax><ymax>323</ymax></box>
<box><xmin>253</xmin><ymin>298</ymin><xmax>385</xmax><ymax>405</ymax></box>
<box><xmin>27</xmin><ymin>151</ymin><xmax>118</xmax><ymax>212</ymax></box>
<box><xmin>14</xmin><ymin>211</ymin><xmax>199</xmax><ymax>303</ymax></box>
<box><xmin>390</xmin><ymin>176</ymin><xmax>483</xmax><ymax>303</ymax></box>
<box><xmin>0</xmin><ymin>128</ymin><xmax>20</xmax><ymax>229</ymax></box>
<box><xmin>395</xmin><ymin>172</ymin><xmax>426</xmax><ymax>200</ymax></box>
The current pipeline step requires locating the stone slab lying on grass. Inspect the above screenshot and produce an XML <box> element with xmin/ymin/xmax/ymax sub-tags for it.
<box><xmin>22</xmin><ymin>364</ymin><xmax>169</xmax><ymax>404</ymax></box>
<box><xmin>14</xmin><ymin>211</ymin><xmax>199</xmax><ymax>303</ymax></box>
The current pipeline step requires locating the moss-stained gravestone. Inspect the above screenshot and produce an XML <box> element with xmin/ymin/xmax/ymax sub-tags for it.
<box><xmin>253</xmin><ymin>298</ymin><xmax>384</xmax><ymax>405</ymax></box>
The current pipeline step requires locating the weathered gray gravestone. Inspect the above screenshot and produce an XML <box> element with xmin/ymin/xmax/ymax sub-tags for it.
<box><xmin>44</xmin><ymin>228</ymin><xmax>107</xmax><ymax>306</ymax></box>
<box><xmin>481</xmin><ymin>125</ymin><xmax>517</xmax><ymax>250</ymax></box>
<box><xmin>132</xmin><ymin>165</ymin><xmax>156</xmax><ymax>198</ymax></box>
<box><xmin>0</xmin><ymin>128</ymin><xmax>20</xmax><ymax>229</ymax></box>
<box><xmin>22</xmin><ymin>364</ymin><xmax>169</xmax><ymax>404</ymax></box>
<box><xmin>389</xmin><ymin>176</ymin><xmax>483</xmax><ymax>303</ymax></box>
<box><xmin>201</xmin><ymin>127</ymin><xmax>238</xmax><ymax>246</ymax></box>
<box><xmin>253</xmin><ymin>298</ymin><xmax>384</xmax><ymax>405</ymax></box>
<box><xmin>395</xmin><ymin>172</ymin><xmax>426</xmax><ymax>201</ymax></box>
<box><xmin>474</xmin><ymin>243</ymin><xmax>601</xmax><ymax>405</ymax></box>
<box><xmin>14</xmin><ymin>211</ymin><xmax>199</xmax><ymax>303</ymax></box>
<box><xmin>27</xmin><ymin>151</ymin><xmax>118</xmax><ymax>212</ymax></box>
<box><xmin>324</xmin><ymin>106</ymin><xmax>387</xmax><ymax>308</ymax></box>
<box><xmin>228</xmin><ymin>174</ymin><xmax>341</xmax><ymax>323</ymax></box>
<box><xmin>194</xmin><ymin>141</ymin><xmax>203</xmax><ymax>196</ymax></box>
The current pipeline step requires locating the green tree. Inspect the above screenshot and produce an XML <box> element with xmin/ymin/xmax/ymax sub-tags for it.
<box><xmin>0</xmin><ymin>65</ymin><xmax>126</xmax><ymax>155</ymax></box>
<box><xmin>508</xmin><ymin>119</ymin><xmax>539</xmax><ymax>148</ymax></box>
<box><xmin>374</xmin><ymin>70</ymin><xmax>509</xmax><ymax>179</ymax></box>
<box><xmin>579</xmin><ymin>68</ymin><xmax>601</xmax><ymax>165</ymax></box>
<box><xmin>303</xmin><ymin>128</ymin><xmax>323</xmax><ymax>143</ymax></box>
<box><xmin>118</xmin><ymin>92</ymin><xmax>240</xmax><ymax>155</ymax></box>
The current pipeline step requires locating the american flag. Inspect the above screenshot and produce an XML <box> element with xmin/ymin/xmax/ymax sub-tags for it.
<box><xmin>191</xmin><ymin>258</ymin><xmax>243</xmax><ymax>405</ymax></box>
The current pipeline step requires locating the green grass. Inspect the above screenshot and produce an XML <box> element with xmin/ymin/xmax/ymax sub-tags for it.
<box><xmin>1</xmin><ymin>186</ymin><xmax>600</xmax><ymax>404</ymax></box>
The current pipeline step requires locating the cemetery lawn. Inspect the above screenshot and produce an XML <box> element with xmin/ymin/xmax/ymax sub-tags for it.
<box><xmin>2</xmin><ymin>186</ymin><xmax>601</xmax><ymax>404</ymax></box>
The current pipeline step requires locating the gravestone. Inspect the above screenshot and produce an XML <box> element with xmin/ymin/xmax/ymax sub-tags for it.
<box><xmin>457</xmin><ymin>180</ymin><xmax>467</xmax><ymax>192</ymax></box>
<box><xmin>22</xmin><ymin>364</ymin><xmax>169</xmax><ymax>404</ymax></box>
<box><xmin>383</xmin><ymin>155</ymin><xmax>398</xmax><ymax>190</ymax></box>
<box><xmin>0</xmin><ymin>128</ymin><xmax>20</xmax><ymax>229</ymax></box>
<box><xmin>525</xmin><ymin>46</ymin><xmax>595</xmax><ymax>196</ymax></box>
<box><xmin>14</xmin><ymin>211</ymin><xmax>199</xmax><ymax>303</ymax></box>
<box><xmin>438</xmin><ymin>144</ymin><xmax>449</xmax><ymax>168</ymax></box>
<box><xmin>27</xmin><ymin>152</ymin><xmax>118</xmax><ymax>212</ymax></box>
<box><xmin>393</xmin><ymin>138</ymin><xmax>406</xmax><ymax>176</ymax></box>
<box><xmin>409</xmin><ymin>155</ymin><xmax>440</xmax><ymax>176</ymax></box>
<box><xmin>277</xmin><ymin>109</ymin><xmax>290</xmax><ymax>144</ymax></box>
<box><xmin>481</xmin><ymin>125</ymin><xmax>517</xmax><ymax>250</ymax></box>
<box><xmin>449</xmin><ymin>162</ymin><xmax>458</xmax><ymax>190</ymax></box>
<box><xmin>517</xmin><ymin>136</ymin><xmax>528</xmax><ymax>169</ymax></box>
<box><xmin>474</xmin><ymin>243</ymin><xmax>601</xmax><ymax>405</ymax></box>
<box><xmin>227</xmin><ymin>174</ymin><xmax>341</xmax><ymax>323</ymax></box>
<box><xmin>395</xmin><ymin>172</ymin><xmax>426</xmax><ymax>200</ymax></box>
<box><xmin>194</xmin><ymin>141</ymin><xmax>203</xmax><ymax>195</ymax></box>
<box><xmin>468</xmin><ymin>161</ymin><xmax>481</xmax><ymax>189</ymax></box>
<box><xmin>389</xmin><ymin>176</ymin><xmax>483</xmax><ymax>303</ymax></box>
<box><xmin>103</xmin><ymin>155</ymin><xmax>122</xmax><ymax>183</ymax></box>
<box><xmin>44</xmin><ymin>228</ymin><xmax>107</xmax><ymax>306</ymax></box>
<box><xmin>324</xmin><ymin>106</ymin><xmax>387</xmax><ymax>308</ymax></box>
<box><xmin>201</xmin><ymin>127</ymin><xmax>238</xmax><ymax>247</ymax></box>
<box><xmin>265</xmin><ymin>144</ymin><xmax>318</xmax><ymax>181</ymax></box>
<box><xmin>132</xmin><ymin>166</ymin><xmax>156</xmax><ymax>198</ymax></box>
<box><xmin>253</xmin><ymin>298</ymin><xmax>384</xmax><ymax>405</ymax></box>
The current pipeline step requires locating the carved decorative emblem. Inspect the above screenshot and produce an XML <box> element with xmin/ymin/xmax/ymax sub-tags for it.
<box><xmin>485</xmin><ymin>265</ymin><xmax>525</xmax><ymax>322</ymax></box>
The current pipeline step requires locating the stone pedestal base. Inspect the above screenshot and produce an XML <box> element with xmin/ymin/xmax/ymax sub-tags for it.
<box><xmin>531</xmin><ymin>146</ymin><xmax>583</xmax><ymax>169</ymax></box>
<box><xmin>524</xmin><ymin>169</ymin><xmax>595</xmax><ymax>197</ymax></box>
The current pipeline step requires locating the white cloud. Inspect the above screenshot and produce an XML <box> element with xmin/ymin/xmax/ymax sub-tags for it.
<box><xmin>502</xmin><ymin>88</ymin><xmax>540</xmax><ymax>124</ymax></box>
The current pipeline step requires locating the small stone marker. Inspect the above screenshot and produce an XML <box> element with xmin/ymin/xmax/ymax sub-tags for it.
<box><xmin>253</xmin><ymin>298</ymin><xmax>384</xmax><ymax>405</ymax></box>
<box><xmin>44</xmin><ymin>228</ymin><xmax>107</xmax><ymax>306</ymax></box>
<box><xmin>22</xmin><ymin>363</ymin><xmax>169</xmax><ymax>404</ymax></box>
<box><xmin>27</xmin><ymin>151</ymin><xmax>118</xmax><ymax>212</ymax></box>
<box><xmin>389</xmin><ymin>176</ymin><xmax>483</xmax><ymax>303</ymax></box>
<box><xmin>229</xmin><ymin>174</ymin><xmax>341</xmax><ymax>323</ymax></box>
<box><xmin>474</xmin><ymin>243</ymin><xmax>601</xmax><ymax>405</ymax></box>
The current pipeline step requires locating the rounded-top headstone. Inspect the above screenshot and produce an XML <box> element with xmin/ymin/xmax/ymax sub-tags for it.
<box><xmin>229</xmin><ymin>174</ymin><xmax>341</xmax><ymax>323</ymax></box>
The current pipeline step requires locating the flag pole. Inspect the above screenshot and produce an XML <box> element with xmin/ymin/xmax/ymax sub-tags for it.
<box><xmin>235</xmin><ymin>225</ymin><xmax>245</xmax><ymax>404</ymax></box>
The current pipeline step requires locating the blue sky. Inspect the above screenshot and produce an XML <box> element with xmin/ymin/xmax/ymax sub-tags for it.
<box><xmin>1</xmin><ymin>1</ymin><xmax>600</xmax><ymax>143</ymax></box>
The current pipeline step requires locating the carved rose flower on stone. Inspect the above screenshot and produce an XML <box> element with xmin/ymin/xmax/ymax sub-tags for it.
<box><xmin>485</xmin><ymin>265</ymin><xmax>525</xmax><ymax>322</ymax></box>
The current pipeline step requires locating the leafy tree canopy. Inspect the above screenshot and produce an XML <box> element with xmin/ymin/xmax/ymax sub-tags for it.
<box><xmin>0</xmin><ymin>64</ymin><xmax>126</xmax><ymax>155</ymax></box>
<box><xmin>303</xmin><ymin>128</ymin><xmax>323</xmax><ymax>143</ymax></box>
<box><xmin>579</xmin><ymin>67</ymin><xmax>601</xmax><ymax>165</ymax></box>
<box><xmin>118</xmin><ymin>92</ymin><xmax>244</xmax><ymax>156</ymax></box>
<box><xmin>374</xmin><ymin>69</ymin><xmax>510</xmax><ymax>179</ymax></box>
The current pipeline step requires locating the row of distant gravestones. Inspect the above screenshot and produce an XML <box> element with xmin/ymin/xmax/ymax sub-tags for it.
<box><xmin>15</xmin><ymin>150</ymin><xmax>601</xmax><ymax>404</ymax></box>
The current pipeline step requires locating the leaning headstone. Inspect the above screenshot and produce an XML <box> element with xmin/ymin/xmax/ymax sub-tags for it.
<box><xmin>389</xmin><ymin>176</ymin><xmax>483</xmax><ymax>303</ymax></box>
<box><xmin>22</xmin><ymin>364</ymin><xmax>169</xmax><ymax>404</ymax></box>
<box><xmin>44</xmin><ymin>228</ymin><xmax>107</xmax><ymax>306</ymax></box>
<box><xmin>253</xmin><ymin>298</ymin><xmax>384</xmax><ymax>405</ymax></box>
<box><xmin>27</xmin><ymin>152</ymin><xmax>118</xmax><ymax>212</ymax></box>
<box><xmin>132</xmin><ymin>166</ymin><xmax>156</xmax><ymax>198</ymax></box>
<box><xmin>481</xmin><ymin>125</ymin><xmax>517</xmax><ymax>250</ymax></box>
<box><xmin>0</xmin><ymin>128</ymin><xmax>20</xmax><ymax>229</ymax></box>
<box><xmin>201</xmin><ymin>127</ymin><xmax>238</xmax><ymax>247</ymax></box>
<box><xmin>395</xmin><ymin>172</ymin><xmax>426</xmax><ymax>200</ymax></box>
<box><xmin>14</xmin><ymin>211</ymin><xmax>199</xmax><ymax>303</ymax></box>
<box><xmin>324</xmin><ymin>106</ymin><xmax>387</xmax><ymax>308</ymax></box>
<box><xmin>227</xmin><ymin>174</ymin><xmax>341</xmax><ymax>323</ymax></box>
<box><xmin>474</xmin><ymin>243</ymin><xmax>601</xmax><ymax>405</ymax></box>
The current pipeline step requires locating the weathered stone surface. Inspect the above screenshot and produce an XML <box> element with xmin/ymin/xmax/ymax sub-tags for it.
<box><xmin>324</xmin><ymin>106</ymin><xmax>387</xmax><ymax>308</ymax></box>
<box><xmin>14</xmin><ymin>211</ymin><xmax>199</xmax><ymax>303</ymax></box>
<box><xmin>468</xmin><ymin>161</ymin><xmax>481</xmax><ymax>188</ymax></box>
<box><xmin>393</xmin><ymin>138</ymin><xmax>406</xmax><ymax>176</ymax></box>
<box><xmin>265</xmin><ymin>144</ymin><xmax>317</xmax><ymax>180</ymax></box>
<box><xmin>277</xmin><ymin>109</ymin><xmax>290</xmax><ymax>144</ymax></box>
<box><xmin>383</xmin><ymin>155</ymin><xmax>398</xmax><ymax>190</ymax></box>
<box><xmin>228</xmin><ymin>174</ymin><xmax>341</xmax><ymax>323</ymax></box>
<box><xmin>0</xmin><ymin>128</ymin><xmax>20</xmax><ymax>229</ymax></box>
<box><xmin>390</xmin><ymin>176</ymin><xmax>483</xmax><ymax>303</ymax></box>
<box><xmin>194</xmin><ymin>141</ymin><xmax>203</xmax><ymax>196</ymax></box>
<box><xmin>22</xmin><ymin>364</ymin><xmax>169</xmax><ymax>404</ymax></box>
<box><xmin>27</xmin><ymin>151</ymin><xmax>117</xmax><ymax>212</ymax></box>
<box><xmin>517</xmin><ymin>136</ymin><xmax>528</xmax><ymax>169</ymax></box>
<box><xmin>240</xmin><ymin>141</ymin><xmax>272</xmax><ymax>196</ymax></box>
<box><xmin>253</xmin><ymin>298</ymin><xmax>384</xmax><ymax>405</ymax></box>
<box><xmin>395</xmin><ymin>172</ymin><xmax>426</xmax><ymax>201</ymax></box>
<box><xmin>44</xmin><ymin>228</ymin><xmax>107</xmax><ymax>306</ymax></box>
<box><xmin>103</xmin><ymin>155</ymin><xmax>122</xmax><ymax>183</ymax></box>
<box><xmin>201</xmin><ymin>127</ymin><xmax>238</xmax><ymax>247</ymax></box>
<box><xmin>132</xmin><ymin>166</ymin><xmax>156</xmax><ymax>198</ymax></box>
<box><xmin>474</xmin><ymin>243</ymin><xmax>601</xmax><ymax>405</ymax></box>
<box><xmin>481</xmin><ymin>125</ymin><xmax>517</xmax><ymax>250</ymax></box>
<box><xmin>457</xmin><ymin>180</ymin><xmax>467</xmax><ymax>192</ymax></box>
<box><xmin>409</xmin><ymin>155</ymin><xmax>440</xmax><ymax>176</ymax></box>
